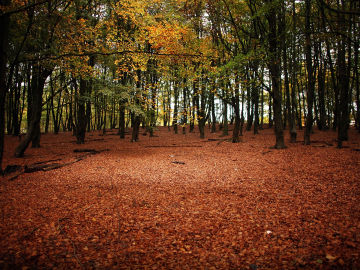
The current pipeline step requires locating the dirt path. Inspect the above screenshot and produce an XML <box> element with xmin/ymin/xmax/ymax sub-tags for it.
<box><xmin>1</xmin><ymin>126</ymin><xmax>360</xmax><ymax>269</ymax></box>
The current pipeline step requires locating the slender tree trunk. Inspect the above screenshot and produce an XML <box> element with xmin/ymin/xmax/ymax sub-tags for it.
<box><xmin>289</xmin><ymin>0</ymin><xmax>297</xmax><ymax>142</ymax></box>
<box><xmin>75</xmin><ymin>78</ymin><xmax>88</xmax><ymax>144</ymax></box>
<box><xmin>173</xmin><ymin>80</ymin><xmax>179</xmax><ymax>134</ymax></box>
<box><xmin>210</xmin><ymin>83</ymin><xmax>216</xmax><ymax>133</ymax></box>
<box><xmin>268</xmin><ymin>91</ymin><xmax>273</xmax><ymax>128</ymax></box>
<box><xmin>183</xmin><ymin>79</ymin><xmax>188</xmax><ymax>134</ymax></box>
<box><xmin>240</xmin><ymin>85</ymin><xmax>245</xmax><ymax>136</ymax></box>
<box><xmin>222</xmin><ymin>90</ymin><xmax>228</xmax><ymax>136</ymax></box>
<box><xmin>103</xmin><ymin>96</ymin><xmax>107</xmax><ymax>135</ymax></box>
<box><xmin>253</xmin><ymin>70</ymin><xmax>259</xmax><ymax>135</ymax></box>
<box><xmin>355</xmin><ymin>38</ymin><xmax>360</xmax><ymax>131</ymax></box>
<box><xmin>318</xmin><ymin>58</ymin><xmax>327</xmax><ymax>130</ymax></box>
<box><xmin>232</xmin><ymin>75</ymin><xmax>241</xmax><ymax>143</ymax></box>
<box><xmin>45</xmin><ymin>96</ymin><xmax>50</xmax><ymax>133</ymax></box>
<box><xmin>119</xmin><ymin>105</ymin><xmax>125</xmax><ymax>138</ymax></box>
<box><xmin>131</xmin><ymin>70</ymin><xmax>142</xmax><ymax>142</ymax></box>
<box><xmin>246</xmin><ymin>82</ymin><xmax>253</xmax><ymax>131</ymax></box>
<box><xmin>282</xmin><ymin>7</ymin><xmax>293</xmax><ymax>139</ymax></box>
<box><xmin>304</xmin><ymin>0</ymin><xmax>315</xmax><ymax>145</ymax></box>
<box><xmin>198</xmin><ymin>75</ymin><xmax>207</xmax><ymax>139</ymax></box>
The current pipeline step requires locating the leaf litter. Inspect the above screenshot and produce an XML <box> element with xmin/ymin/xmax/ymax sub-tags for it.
<box><xmin>1</xmin><ymin>126</ymin><xmax>360</xmax><ymax>269</ymax></box>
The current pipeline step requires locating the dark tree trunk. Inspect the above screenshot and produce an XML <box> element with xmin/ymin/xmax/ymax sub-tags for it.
<box><xmin>15</xmin><ymin>65</ymin><xmax>52</xmax><ymax>157</ymax></box>
<box><xmin>44</xmin><ymin>97</ymin><xmax>50</xmax><ymax>133</ymax></box>
<box><xmin>131</xmin><ymin>113</ymin><xmax>141</xmax><ymax>142</ymax></box>
<box><xmin>289</xmin><ymin>0</ymin><xmax>297</xmax><ymax>142</ymax></box>
<box><xmin>318</xmin><ymin>58</ymin><xmax>327</xmax><ymax>130</ymax></box>
<box><xmin>190</xmin><ymin>86</ymin><xmax>196</xmax><ymax>133</ymax></box>
<box><xmin>266</xmin><ymin>0</ymin><xmax>285</xmax><ymax>149</ymax></box>
<box><xmin>198</xmin><ymin>75</ymin><xmax>207</xmax><ymax>139</ymax></box>
<box><xmin>337</xmin><ymin>2</ymin><xmax>352</xmax><ymax>147</ymax></box>
<box><xmin>119</xmin><ymin>105</ymin><xmax>125</xmax><ymax>139</ymax></box>
<box><xmin>75</xmin><ymin>78</ymin><xmax>88</xmax><ymax>144</ymax></box>
<box><xmin>86</xmin><ymin>99</ymin><xmax>91</xmax><ymax>132</ymax></box>
<box><xmin>173</xmin><ymin>80</ymin><xmax>179</xmax><ymax>134</ymax></box>
<box><xmin>304</xmin><ymin>0</ymin><xmax>315</xmax><ymax>145</ymax></box>
<box><xmin>12</xmin><ymin>73</ymin><xmax>22</xmax><ymax>136</ymax></box>
<box><xmin>253</xmin><ymin>70</ymin><xmax>259</xmax><ymax>135</ymax></box>
<box><xmin>222</xmin><ymin>96</ymin><xmax>228</xmax><ymax>136</ymax></box>
<box><xmin>210</xmin><ymin>84</ymin><xmax>216</xmax><ymax>133</ymax></box>
<box><xmin>355</xmin><ymin>38</ymin><xmax>360</xmax><ymax>131</ymax></box>
<box><xmin>282</xmin><ymin>3</ymin><xmax>294</xmax><ymax>140</ymax></box>
<box><xmin>240</xmin><ymin>85</ymin><xmax>245</xmax><ymax>136</ymax></box>
<box><xmin>246</xmin><ymin>83</ymin><xmax>253</xmax><ymax>131</ymax></box>
<box><xmin>0</xmin><ymin>0</ymin><xmax>10</xmax><ymax>173</ymax></box>
<box><xmin>268</xmin><ymin>90</ymin><xmax>273</xmax><ymax>128</ymax></box>
<box><xmin>131</xmin><ymin>70</ymin><xmax>142</xmax><ymax>142</ymax></box>
<box><xmin>103</xmin><ymin>96</ymin><xmax>107</xmax><ymax>135</ymax></box>
<box><xmin>183</xmin><ymin>79</ymin><xmax>188</xmax><ymax>135</ymax></box>
<box><xmin>232</xmin><ymin>75</ymin><xmax>241</xmax><ymax>143</ymax></box>
<box><xmin>297</xmin><ymin>80</ymin><xmax>303</xmax><ymax>130</ymax></box>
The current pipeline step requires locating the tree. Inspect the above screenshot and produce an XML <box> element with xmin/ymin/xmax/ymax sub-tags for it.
<box><xmin>265</xmin><ymin>0</ymin><xmax>286</xmax><ymax>149</ymax></box>
<box><xmin>0</xmin><ymin>0</ymin><xmax>11</xmax><ymax>173</ymax></box>
<box><xmin>304</xmin><ymin>0</ymin><xmax>315</xmax><ymax>145</ymax></box>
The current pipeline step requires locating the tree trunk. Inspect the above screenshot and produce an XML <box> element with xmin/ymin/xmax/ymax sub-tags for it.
<box><xmin>222</xmin><ymin>95</ymin><xmax>228</xmax><ymax>136</ymax></box>
<box><xmin>210</xmin><ymin>84</ymin><xmax>216</xmax><ymax>133</ymax></box>
<box><xmin>337</xmin><ymin>1</ymin><xmax>351</xmax><ymax>147</ymax></box>
<box><xmin>183</xmin><ymin>79</ymin><xmax>188</xmax><ymax>135</ymax></box>
<box><xmin>198</xmin><ymin>75</ymin><xmax>207</xmax><ymax>139</ymax></box>
<box><xmin>355</xmin><ymin>37</ymin><xmax>360</xmax><ymax>131</ymax></box>
<box><xmin>119</xmin><ymin>105</ymin><xmax>125</xmax><ymax>138</ymax></box>
<box><xmin>173</xmin><ymin>80</ymin><xmax>179</xmax><ymax>134</ymax></box>
<box><xmin>304</xmin><ymin>0</ymin><xmax>315</xmax><ymax>145</ymax></box>
<box><xmin>266</xmin><ymin>0</ymin><xmax>285</xmax><ymax>149</ymax></box>
<box><xmin>75</xmin><ymin>78</ymin><xmax>88</xmax><ymax>144</ymax></box>
<box><xmin>0</xmin><ymin>0</ymin><xmax>10</xmax><ymax>173</ymax></box>
<box><xmin>289</xmin><ymin>0</ymin><xmax>297</xmax><ymax>142</ymax></box>
<box><xmin>131</xmin><ymin>70</ymin><xmax>142</xmax><ymax>142</ymax></box>
<box><xmin>232</xmin><ymin>75</ymin><xmax>241</xmax><ymax>143</ymax></box>
<box><xmin>15</xmin><ymin>65</ymin><xmax>52</xmax><ymax>157</ymax></box>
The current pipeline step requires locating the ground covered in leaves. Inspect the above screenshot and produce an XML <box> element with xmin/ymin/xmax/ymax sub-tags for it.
<box><xmin>1</xmin><ymin>126</ymin><xmax>360</xmax><ymax>269</ymax></box>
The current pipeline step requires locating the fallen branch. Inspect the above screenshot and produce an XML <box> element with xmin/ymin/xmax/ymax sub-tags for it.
<box><xmin>8</xmin><ymin>149</ymin><xmax>109</xmax><ymax>180</ymax></box>
<box><xmin>172</xmin><ymin>161</ymin><xmax>186</xmax><ymax>165</ymax></box>
<box><xmin>3</xmin><ymin>164</ymin><xmax>22</xmax><ymax>175</ymax></box>
<box><xmin>73</xmin><ymin>149</ymin><xmax>99</xmax><ymax>154</ymax></box>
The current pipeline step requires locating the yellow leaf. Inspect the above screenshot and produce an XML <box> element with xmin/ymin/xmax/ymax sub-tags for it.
<box><xmin>326</xmin><ymin>254</ymin><xmax>337</xmax><ymax>261</ymax></box>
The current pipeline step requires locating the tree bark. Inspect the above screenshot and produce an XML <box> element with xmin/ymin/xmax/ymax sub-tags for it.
<box><xmin>0</xmin><ymin>0</ymin><xmax>11</xmax><ymax>173</ymax></box>
<box><xmin>15</xmin><ymin>65</ymin><xmax>52</xmax><ymax>157</ymax></box>
<box><xmin>304</xmin><ymin>0</ymin><xmax>315</xmax><ymax>145</ymax></box>
<box><xmin>232</xmin><ymin>75</ymin><xmax>241</xmax><ymax>143</ymax></box>
<box><xmin>337</xmin><ymin>1</ymin><xmax>352</xmax><ymax>147</ymax></box>
<box><xmin>266</xmin><ymin>0</ymin><xmax>286</xmax><ymax>149</ymax></box>
<box><xmin>75</xmin><ymin>78</ymin><xmax>88</xmax><ymax>144</ymax></box>
<box><xmin>173</xmin><ymin>79</ymin><xmax>179</xmax><ymax>134</ymax></box>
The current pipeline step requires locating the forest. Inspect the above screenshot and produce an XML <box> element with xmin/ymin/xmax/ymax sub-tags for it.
<box><xmin>0</xmin><ymin>0</ymin><xmax>360</xmax><ymax>269</ymax></box>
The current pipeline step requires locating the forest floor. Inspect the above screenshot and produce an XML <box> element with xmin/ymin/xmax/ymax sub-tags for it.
<box><xmin>1</xmin><ymin>125</ymin><xmax>360</xmax><ymax>269</ymax></box>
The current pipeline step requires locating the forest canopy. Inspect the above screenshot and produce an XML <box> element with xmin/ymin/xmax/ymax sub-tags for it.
<box><xmin>1</xmin><ymin>0</ymin><xmax>359</xmax><ymax>172</ymax></box>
